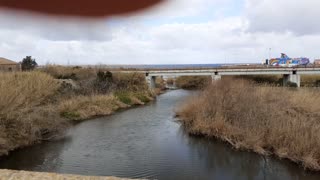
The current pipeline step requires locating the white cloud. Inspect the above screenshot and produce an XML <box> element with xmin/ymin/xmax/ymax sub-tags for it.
<box><xmin>1</xmin><ymin>0</ymin><xmax>320</xmax><ymax>65</ymax></box>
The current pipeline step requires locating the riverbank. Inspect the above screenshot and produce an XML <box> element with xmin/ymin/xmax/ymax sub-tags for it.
<box><xmin>177</xmin><ymin>79</ymin><xmax>320</xmax><ymax>171</ymax></box>
<box><xmin>1</xmin><ymin>89</ymin><xmax>319</xmax><ymax>179</ymax></box>
<box><xmin>0</xmin><ymin>169</ymin><xmax>137</xmax><ymax>180</ymax></box>
<box><xmin>0</xmin><ymin>67</ymin><xmax>156</xmax><ymax>156</ymax></box>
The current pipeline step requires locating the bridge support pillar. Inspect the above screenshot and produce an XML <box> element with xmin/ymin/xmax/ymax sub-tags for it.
<box><xmin>211</xmin><ymin>75</ymin><xmax>221</xmax><ymax>83</ymax></box>
<box><xmin>173</xmin><ymin>76</ymin><xmax>177</xmax><ymax>87</ymax></box>
<box><xmin>146</xmin><ymin>76</ymin><xmax>156</xmax><ymax>89</ymax></box>
<box><xmin>283</xmin><ymin>74</ymin><xmax>300</xmax><ymax>87</ymax></box>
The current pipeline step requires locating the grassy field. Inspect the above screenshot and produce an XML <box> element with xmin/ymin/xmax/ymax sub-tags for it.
<box><xmin>177</xmin><ymin>78</ymin><xmax>320</xmax><ymax>170</ymax></box>
<box><xmin>0</xmin><ymin>66</ymin><xmax>155</xmax><ymax>156</ymax></box>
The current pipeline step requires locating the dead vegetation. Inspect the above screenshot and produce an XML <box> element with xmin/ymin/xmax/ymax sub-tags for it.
<box><xmin>0</xmin><ymin>72</ymin><xmax>68</xmax><ymax>155</ymax></box>
<box><xmin>0</xmin><ymin>66</ymin><xmax>155</xmax><ymax>156</ymax></box>
<box><xmin>59</xmin><ymin>95</ymin><xmax>127</xmax><ymax>120</ymax></box>
<box><xmin>176</xmin><ymin>76</ymin><xmax>210</xmax><ymax>89</ymax></box>
<box><xmin>301</xmin><ymin>75</ymin><xmax>320</xmax><ymax>87</ymax></box>
<box><xmin>238</xmin><ymin>74</ymin><xmax>320</xmax><ymax>87</ymax></box>
<box><xmin>177</xmin><ymin>78</ymin><xmax>320</xmax><ymax>170</ymax></box>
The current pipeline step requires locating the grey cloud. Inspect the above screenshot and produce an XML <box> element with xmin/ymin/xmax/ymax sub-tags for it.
<box><xmin>245</xmin><ymin>0</ymin><xmax>320</xmax><ymax>35</ymax></box>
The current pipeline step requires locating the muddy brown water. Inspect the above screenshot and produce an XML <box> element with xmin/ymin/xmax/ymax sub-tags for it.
<box><xmin>0</xmin><ymin>90</ymin><xmax>320</xmax><ymax>180</ymax></box>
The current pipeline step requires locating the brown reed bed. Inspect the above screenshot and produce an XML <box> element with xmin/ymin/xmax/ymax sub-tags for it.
<box><xmin>177</xmin><ymin>78</ymin><xmax>320</xmax><ymax>170</ymax></box>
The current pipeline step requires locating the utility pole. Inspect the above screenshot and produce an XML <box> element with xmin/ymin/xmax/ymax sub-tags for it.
<box><xmin>269</xmin><ymin>48</ymin><xmax>271</xmax><ymax>60</ymax></box>
<box><xmin>224</xmin><ymin>52</ymin><xmax>227</xmax><ymax>65</ymax></box>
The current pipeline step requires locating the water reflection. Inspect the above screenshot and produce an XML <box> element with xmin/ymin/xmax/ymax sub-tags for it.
<box><xmin>177</xmin><ymin>122</ymin><xmax>320</xmax><ymax>180</ymax></box>
<box><xmin>0</xmin><ymin>136</ymin><xmax>73</xmax><ymax>172</ymax></box>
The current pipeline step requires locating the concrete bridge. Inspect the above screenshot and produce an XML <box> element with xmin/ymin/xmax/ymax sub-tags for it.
<box><xmin>118</xmin><ymin>67</ymin><xmax>320</xmax><ymax>88</ymax></box>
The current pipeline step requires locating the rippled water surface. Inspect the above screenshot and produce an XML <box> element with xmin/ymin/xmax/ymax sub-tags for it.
<box><xmin>0</xmin><ymin>90</ymin><xmax>320</xmax><ymax>180</ymax></box>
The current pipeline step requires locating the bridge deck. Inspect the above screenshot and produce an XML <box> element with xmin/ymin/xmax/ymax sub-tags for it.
<box><xmin>111</xmin><ymin>66</ymin><xmax>320</xmax><ymax>76</ymax></box>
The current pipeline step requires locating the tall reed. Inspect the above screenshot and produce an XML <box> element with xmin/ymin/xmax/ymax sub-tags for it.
<box><xmin>177</xmin><ymin>79</ymin><xmax>320</xmax><ymax>170</ymax></box>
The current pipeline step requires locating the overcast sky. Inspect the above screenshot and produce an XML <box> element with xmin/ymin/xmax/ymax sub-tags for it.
<box><xmin>0</xmin><ymin>0</ymin><xmax>320</xmax><ymax>65</ymax></box>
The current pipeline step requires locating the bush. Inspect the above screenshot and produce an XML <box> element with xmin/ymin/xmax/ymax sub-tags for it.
<box><xmin>237</xmin><ymin>75</ymin><xmax>282</xmax><ymax>85</ymax></box>
<box><xmin>177</xmin><ymin>78</ymin><xmax>320</xmax><ymax>170</ymax></box>
<box><xmin>97</xmin><ymin>71</ymin><xmax>112</xmax><ymax>82</ymax></box>
<box><xmin>59</xmin><ymin>95</ymin><xmax>126</xmax><ymax>120</ymax></box>
<box><xmin>176</xmin><ymin>76</ymin><xmax>210</xmax><ymax>89</ymax></box>
<box><xmin>57</xmin><ymin>73</ymin><xmax>77</xmax><ymax>80</ymax></box>
<box><xmin>0</xmin><ymin>72</ymin><xmax>67</xmax><ymax>155</ymax></box>
<box><xmin>134</xmin><ymin>92</ymin><xmax>151</xmax><ymax>103</ymax></box>
<box><xmin>94</xmin><ymin>71</ymin><xmax>113</xmax><ymax>94</ymax></box>
<box><xmin>0</xmin><ymin>72</ymin><xmax>59</xmax><ymax>115</ymax></box>
<box><xmin>112</xmin><ymin>72</ymin><xmax>148</xmax><ymax>92</ymax></box>
<box><xmin>114</xmin><ymin>91</ymin><xmax>132</xmax><ymax>105</ymax></box>
<box><xmin>41</xmin><ymin>65</ymin><xmax>96</xmax><ymax>81</ymax></box>
<box><xmin>60</xmin><ymin>111</ymin><xmax>81</xmax><ymax>119</ymax></box>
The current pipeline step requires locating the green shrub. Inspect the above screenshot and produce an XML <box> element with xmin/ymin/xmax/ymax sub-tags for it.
<box><xmin>60</xmin><ymin>111</ymin><xmax>81</xmax><ymax>119</ymax></box>
<box><xmin>114</xmin><ymin>91</ymin><xmax>132</xmax><ymax>105</ymax></box>
<box><xmin>134</xmin><ymin>92</ymin><xmax>150</xmax><ymax>103</ymax></box>
<box><xmin>97</xmin><ymin>71</ymin><xmax>112</xmax><ymax>82</ymax></box>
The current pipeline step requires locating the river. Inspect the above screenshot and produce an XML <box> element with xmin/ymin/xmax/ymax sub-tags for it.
<box><xmin>0</xmin><ymin>90</ymin><xmax>319</xmax><ymax>180</ymax></box>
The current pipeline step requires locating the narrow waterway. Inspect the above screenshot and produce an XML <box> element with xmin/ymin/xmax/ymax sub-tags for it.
<box><xmin>0</xmin><ymin>90</ymin><xmax>319</xmax><ymax>180</ymax></box>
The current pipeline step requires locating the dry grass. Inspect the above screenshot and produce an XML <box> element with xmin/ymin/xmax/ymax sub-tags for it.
<box><xmin>0</xmin><ymin>70</ymin><xmax>154</xmax><ymax>156</ymax></box>
<box><xmin>112</xmin><ymin>72</ymin><xmax>149</xmax><ymax>92</ymax></box>
<box><xmin>238</xmin><ymin>75</ymin><xmax>320</xmax><ymax>87</ymax></box>
<box><xmin>0</xmin><ymin>72</ymin><xmax>68</xmax><ymax>155</ymax></box>
<box><xmin>166</xmin><ymin>78</ymin><xmax>174</xmax><ymax>85</ymax></box>
<box><xmin>0</xmin><ymin>169</ymin><xmax>134</xmax><ymax>180</ymax></box>
<box><xmin>0</xmin><ymin>72</ymin><xmax>60</xmax><ymax>116</ymax></box>
<box><xmin>59</xmin><ymin>95</ymin><xmax>128</xmax><ymax>120</ymax></box>
<box><xmin>301</xmin><ymin>75</ymin><xmax>320</xmax><ymax>87</ymax></box>
<box><xmin>41</xmin><ymin>65</ymin><xmax>149</xmax><ymax>92</ymax></box>
<box><xmin>176</xmin><ymin>76</ymin><xmax>210</xmax><ymax>89</ymax></box>
<box><xmin>177</xmin><ymin>78</ymin><xmax>320</xmax><ymax>170</ymax></box>
<box><xmin>236</xmin><ymin>75</ymin><xmax>282</xmax><ymax>85</ymax></box>
<box><xmin>41</xmin><ymin>65</ymin><xmax>97</xmax><ymax>80</ymax></box>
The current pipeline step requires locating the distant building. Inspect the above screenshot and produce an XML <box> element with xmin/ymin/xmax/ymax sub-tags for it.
<box><xmin>314</xmin><ymin>59</ymin><xmax>320</xmax><ymax>65</ymax></box>
<box><xmin>0</xmin><ymin>57</ymin><xmax>21</xmax><ymax>72</ymax></box>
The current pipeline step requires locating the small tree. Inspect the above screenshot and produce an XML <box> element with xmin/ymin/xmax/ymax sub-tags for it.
<box><xmin>94</xmin><ymin>71</ymin><xmax>113</xmax><ymax>93</ymax></box>
<box><xmin>21</xmin><ymin>56</ymin><xmax>37</xmax><ymax>71</ymax></box>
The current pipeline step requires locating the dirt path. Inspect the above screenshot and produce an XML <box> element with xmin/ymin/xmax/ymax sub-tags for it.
<box><xmin>0</xmin><ymin>169</ymin><xmax>139</xmax><ymax>180</ymax></box>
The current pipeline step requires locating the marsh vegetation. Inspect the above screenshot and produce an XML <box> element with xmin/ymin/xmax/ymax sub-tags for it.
<box><xmin>0</xmin><ymin>66</ymin><xmax>155</xmax><ymax>156</ymax></box>
<box><xmin>177</xmin><ymin>78</ymin><xmax>320</xmax><ymax>170</ymax></box>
